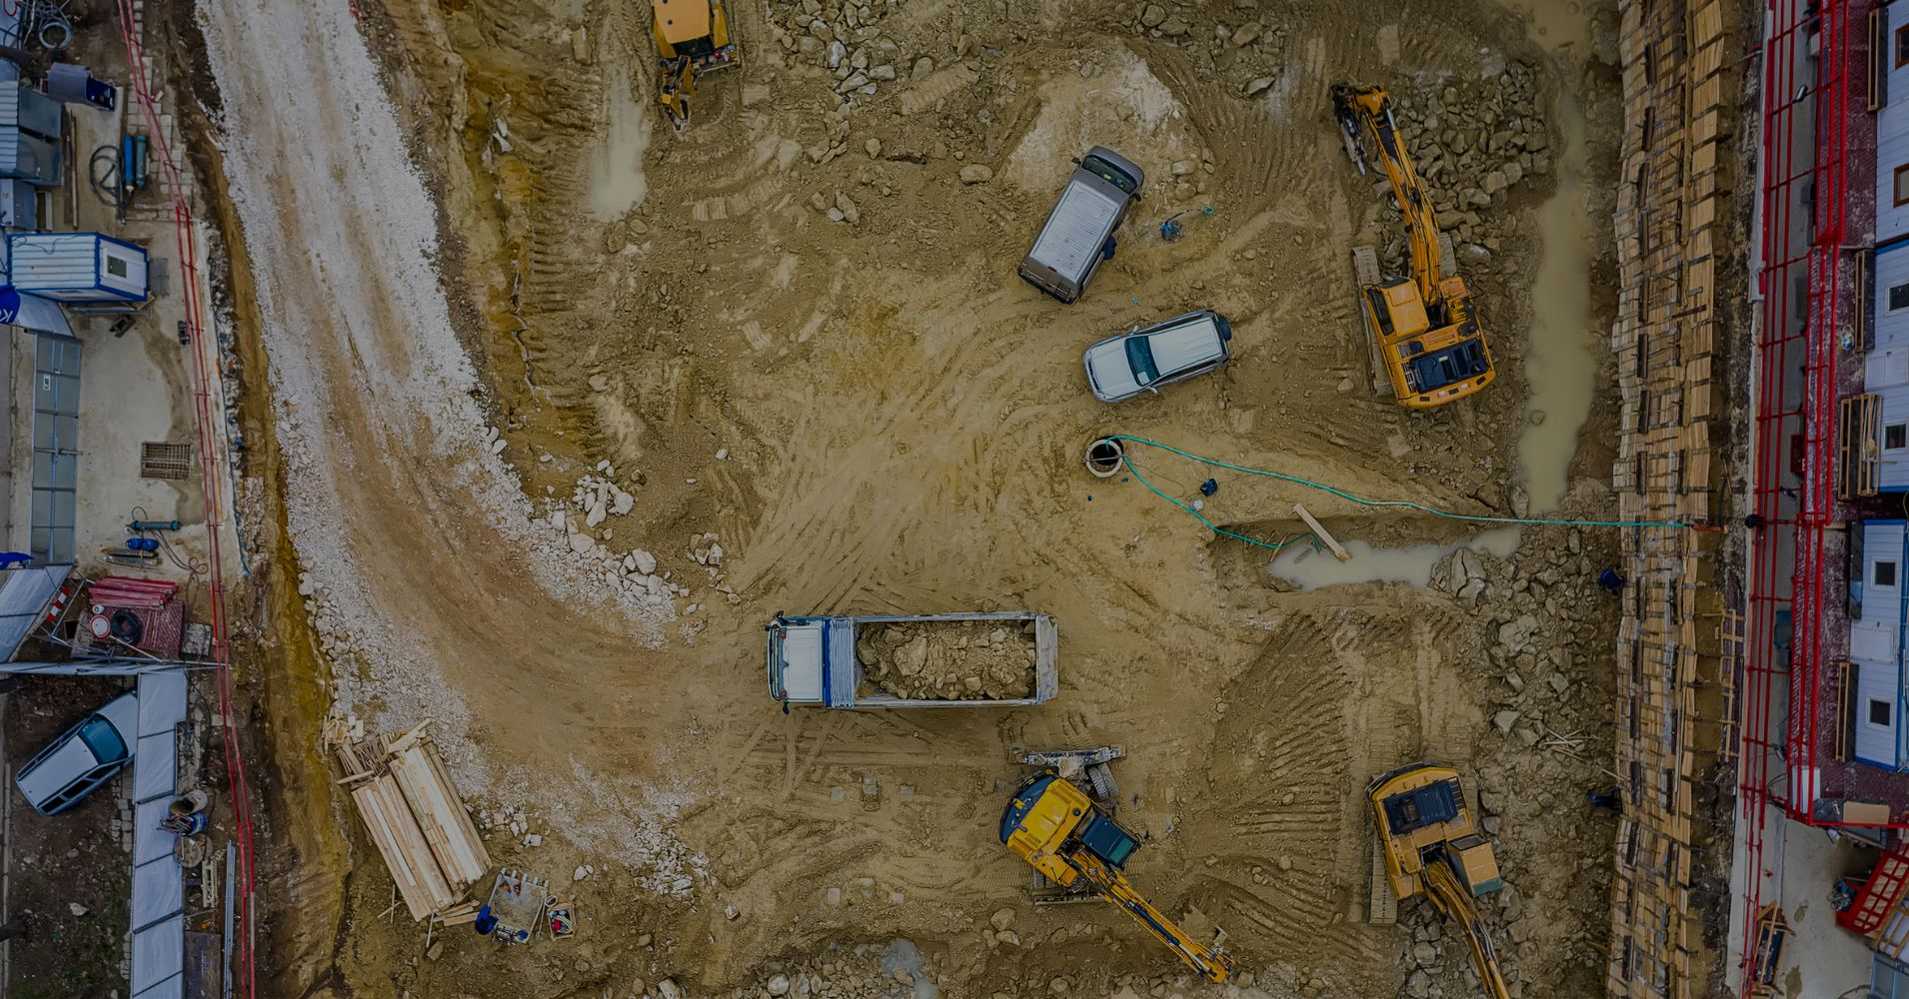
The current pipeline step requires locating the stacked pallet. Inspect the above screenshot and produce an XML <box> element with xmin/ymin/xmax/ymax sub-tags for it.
<box><xmin>330</xmin><ymin>719</ymin><xmax>491</xmax><ymax>920</ymax></box>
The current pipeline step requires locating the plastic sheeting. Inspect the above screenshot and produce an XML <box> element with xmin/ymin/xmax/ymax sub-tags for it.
<box><xmin>136</xmin><ymin>671</ymin><xmax>188</xmax><ymax>736</ymax></box>
<box><xmin>132</xmin><ymin>855</ymin><xmax>182</xmax><ymax>930</ymax></box>
<box><xmin>130</xmin><ymin>913</ymin><xmax>183</xmax><ymax>994</ymax></box>
<box><xmin>133</xmin><ymin>731</ymin><xmax>174</xmax><ymax>803</ymax></box>
<box><xmin>0</xmin><ymin>564</ymin><xmax>70</xmax><ymax>659</ymax></box>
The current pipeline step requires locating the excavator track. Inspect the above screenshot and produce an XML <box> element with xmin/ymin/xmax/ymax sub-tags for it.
<box><xmin>1350</xmin><ymin>245</ymin><xmax>1392</xmax><ymax>398</ymax></box>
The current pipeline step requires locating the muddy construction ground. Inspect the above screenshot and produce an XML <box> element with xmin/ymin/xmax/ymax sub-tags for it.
<box><xmin>184</xmin><ymin>0</ymin><xmax>1628</xmax><ymax>996</ymax></box>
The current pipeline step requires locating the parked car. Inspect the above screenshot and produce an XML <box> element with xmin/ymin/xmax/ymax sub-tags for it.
<box><xmin>1082</xmin><ymin>309</ymin><xmax>1233</xmax><ymax>403</ymax></box>
<box><xmin>15</xmin><ymin>690</ymin><xmax>137</xmax><ymax>815</ymax></box>
<box><xmin>1018</xmin><ymin>146</ymin><xmax>1146</xmax><ymax>303</ymax></box>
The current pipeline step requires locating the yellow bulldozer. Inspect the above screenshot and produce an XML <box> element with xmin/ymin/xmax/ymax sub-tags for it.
<box><xmin>652</xmin><ymin>0</ymin><xmax>738</xmax><ymax>131</ymax></box>
<box><xmin>1000</xmin><ymin>751</ymin><xmax>1234</xmax><ymax>983</ymax></box>
<box><xmin>1367</xmin><ymin>762</ymin><xmax>1510</xmax><ymax>999</ymax></box>
<box><xmin>1333</xmin><ymin>83</ymin><xmax>1495</xmax><ymax>410</ymax></box>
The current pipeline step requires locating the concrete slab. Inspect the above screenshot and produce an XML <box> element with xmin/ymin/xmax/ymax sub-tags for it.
<box><xmin>0</xmin><ymin>91</ymin><xmax>213</xmax><ymax>581</ymax></box>
<box><xmin>1729</xmin><ymin>814</ymin><xmax>1877</xmax><ymax>996</ymax></box>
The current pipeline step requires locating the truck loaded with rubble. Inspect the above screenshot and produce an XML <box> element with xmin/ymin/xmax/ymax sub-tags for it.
<box><xmin>766</xmin><ymin>612</ymin><xmax>1058</xmax><ymax>707</ymax></box>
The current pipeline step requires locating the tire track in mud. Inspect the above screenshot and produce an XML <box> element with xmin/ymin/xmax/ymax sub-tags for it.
<box><xmin>1172</xmin><ymin>602</ymin><xmax>1473</xmax><ymax>980</ymax></box>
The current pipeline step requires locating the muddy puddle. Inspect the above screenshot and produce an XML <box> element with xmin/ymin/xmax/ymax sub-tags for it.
<box><xmin>1515</xmin><ymin>84</ymin><xmax>1595</xmax><ymax>514</ymax></box>
<box><xmin>1270</xmin><ymin>527</ymin><xmax>1520</xmax><ymax>589</ymax></box>
<box><xmin>588</xmin><ymin>60</ymin><xmax>650</xmax><ymax>220</ymax></box>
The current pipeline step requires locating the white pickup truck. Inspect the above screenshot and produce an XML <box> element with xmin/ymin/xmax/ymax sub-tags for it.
<box><xmin>766</xmin><ymin>611</ymin><xmax>1059</xmax><ymax>708</ymax></box>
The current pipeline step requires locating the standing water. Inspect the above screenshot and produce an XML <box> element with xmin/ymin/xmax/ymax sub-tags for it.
<box><xmin>1270</xmin><ymin>529</ymin><xmax>1521</xmax><ymax>590</ymax></box>
<box><xmin>1516</xmin><ymin>85</ymin><xmax>1596</xmax><ymax>513</ymax></box>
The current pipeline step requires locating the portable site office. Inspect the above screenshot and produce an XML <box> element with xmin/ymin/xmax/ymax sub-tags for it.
<box><xmin>5</xmin><ymin>232</ymin><xmax>150</xmax><ymax>303</ymax></box>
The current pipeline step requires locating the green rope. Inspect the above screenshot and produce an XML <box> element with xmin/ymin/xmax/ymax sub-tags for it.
<box><xmin>1108</xmin><ymin>433</ymin><xmax>1689</xmax><ymax>537</ymax></box>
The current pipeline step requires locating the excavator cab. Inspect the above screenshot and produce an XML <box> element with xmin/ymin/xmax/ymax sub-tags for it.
<box><xmin>651</xmin><ymin>0</ymin><xmax>738</xmax><ymax>131</ymax></box>
<box><xmin>1368</xmin><ymin>763</ymin><xmax>1511</xmax><ymax>999</ymax></box>
<box><xmin>1335</xmin><ymin>82</ymin><xmax>1497</xmax><ymax>410</ymax></box>
<box><xmin>1000</xmin><ymin>766</ymin><xmax>1232</xmax><ymax>983</ymax></box>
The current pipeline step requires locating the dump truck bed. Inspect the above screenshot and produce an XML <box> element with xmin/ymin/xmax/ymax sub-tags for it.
<box><xmin>767</xmin><ymin>611</ymin><xmax>1059</xmax><ymax>707</ymax></box>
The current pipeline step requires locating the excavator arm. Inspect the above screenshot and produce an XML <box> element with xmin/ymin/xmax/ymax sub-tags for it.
<box><xmin>1068</xmin><ymin>848</ymin><xmax>1234</xmax><ymax>983</ymax></box>
<box><xmin>1333</xmin><ymin>84</ymin><xmax>1445</xmax><ymax>310</ymax></box>
<box><xmin>1421</xmin><ymin>858</ymin><xmax>1511</xmax><ymax>999</ymax></box>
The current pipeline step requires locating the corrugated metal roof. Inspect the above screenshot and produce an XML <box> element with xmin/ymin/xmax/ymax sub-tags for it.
<box><xmin>0</xmin><ymin>126</ymin><xmax>56</xmax><ymax>184</ymax></box>
<box><xmin>0</xmin><ymin>86</ymin><xmax>61</xmax><ymax>142</ymax></box>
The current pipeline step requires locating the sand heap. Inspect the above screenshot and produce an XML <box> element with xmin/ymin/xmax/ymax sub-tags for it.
<box><xmin>857</xmin><ymin>620</ymin><xmax>1037</xmax><ymax>700</ymax></box>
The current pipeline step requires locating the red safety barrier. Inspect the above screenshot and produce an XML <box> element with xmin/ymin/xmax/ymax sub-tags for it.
<box><xmin>111</xmin><ymin>4</ymin><xmax>256</xmax><ymax>995</ymax></box>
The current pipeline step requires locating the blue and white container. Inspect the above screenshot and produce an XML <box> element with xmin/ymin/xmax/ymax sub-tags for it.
<box><xmin>6</xmin><ymin>232</ymin><xmax>148</xmax><ymax>303</ymax></box>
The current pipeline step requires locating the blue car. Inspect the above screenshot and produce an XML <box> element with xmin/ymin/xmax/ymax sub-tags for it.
<box><xmin>15</xmin><ymin>691</ymin><xmax>138</xmax><ymax>815</ymax></box>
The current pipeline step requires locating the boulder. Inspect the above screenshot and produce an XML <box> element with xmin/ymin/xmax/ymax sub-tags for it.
<box><xmin>959</xmin><ymin>164</ymin><xmax>993</xmax><ymax>184</ymax></box>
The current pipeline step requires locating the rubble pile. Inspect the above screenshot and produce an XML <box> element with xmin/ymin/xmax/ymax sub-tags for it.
<box><xmin>767</xmin><ymin>0</ymin><xmax>917</xmax><ymax>104</ymax></box>
<box><xmin>1125</xmin><ymin>4</ymin><xmax>1293</xmax><ymax>98</ymax></box>
<box><xmin>856</xmin><ymin>620</ymin><xmax>1036</xmax><ymax>700</ymax></box>
<box><xmin>1377</xmin><ymin>67</ymin><xmax>1549</xmax><ymax>274</ymax></box>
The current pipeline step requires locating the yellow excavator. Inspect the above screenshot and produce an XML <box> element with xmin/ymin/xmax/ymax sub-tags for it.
<box><xmin>1368</xmin><ymin>763</ymin><xmax>1510</xmax><ymax>999</ymax></box>
<box><xmin>652</xmin><ymin>0</ymin><xmax>738</xmax><ymax>131</ymax></box>
<box><xmin>1333</xmin><ymin>83</ymin><xmax>1496</xmax><ymax>410</ymax></box>
<box><xmin>1001</xmin><ymin>761</ymin><xmax>1234</xmax><ymax>983</ymax></box>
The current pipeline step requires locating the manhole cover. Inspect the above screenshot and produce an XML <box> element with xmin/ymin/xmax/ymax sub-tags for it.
<box><xmin>140</xmin><ymin>442</ymin><xmax>192</xmax><ymax>480</ymax></box>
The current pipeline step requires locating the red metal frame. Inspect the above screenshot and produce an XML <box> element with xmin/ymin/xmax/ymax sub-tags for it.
<box><xmin>1839</xmin><ymin>849</ymin><xmax>1909</xmax><ymax>934</ymax></box>
<box><xmin>1739</xmin><ymin>0</ymin><xmax>1909</xmax><ymax>989</ymax></box>
<box><xmin>111</xmin><ymin>4</ymin><xmax>256</xmax><ymax>995</ymax></box>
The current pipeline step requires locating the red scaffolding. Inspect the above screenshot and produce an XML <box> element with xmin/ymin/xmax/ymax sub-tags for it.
<box><xmin>1737</xmin><ymin>0</ymin><xmax>1909</xmax><ymax>989</ymax></box>
<box><xmin>112</xmin><ymin>3</ymin><xmax>257</xmax><ymax>996</ymax></box>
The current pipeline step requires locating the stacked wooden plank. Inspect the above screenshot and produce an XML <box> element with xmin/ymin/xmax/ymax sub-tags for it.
<box><xmin>1605</xmin><ymin>2</ymin><xmax>1738</xmax><ymax>997</ymax></box>
<box><xmin>329</xmin><ymin>719</ymin><xmax>492</xmax><ymax>921</ymax></box>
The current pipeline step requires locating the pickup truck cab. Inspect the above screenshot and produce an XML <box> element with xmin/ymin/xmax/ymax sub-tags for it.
<box><xmin>1082</xmin><ymin>309</ymin><xmax>1233</xmax><ymax>403</ymax></box>
<box><xmin>1018</xmin><ymin>147</ymin><xmax>1146</xmax><ymax>303</ymax></box>
<box><xmin>15</xmin><ymin>690</ymin><xmax>138</xmax><ymax>815</ymax></box>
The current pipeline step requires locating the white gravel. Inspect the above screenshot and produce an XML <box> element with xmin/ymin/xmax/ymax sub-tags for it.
<box><xmin>198</xmin><ymin>0</ymin><xmax>685</xmax><ymax>865</ymax></box>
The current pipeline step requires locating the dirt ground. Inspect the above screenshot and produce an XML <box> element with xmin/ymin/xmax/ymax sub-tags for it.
<box><xmin>3</xmin><ymin>680</ymin><xmax>136</xmax><ymax>998</ymax></box>
<box><xmin>177</xmin><ymin>0</ymin><xmax>1631</xmax><ymax>996</ymax></box>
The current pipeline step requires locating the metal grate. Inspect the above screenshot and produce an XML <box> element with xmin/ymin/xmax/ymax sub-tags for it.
<box><xmin>140</xmin><ymin>442</ymin><xmax>193</xmax><ymax>480</ymax></box>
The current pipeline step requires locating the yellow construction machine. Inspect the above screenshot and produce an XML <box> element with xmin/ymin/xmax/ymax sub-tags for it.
<box><xmin>1367</xmin><ymin>762</ymin><xmax>1510</xmax><ymax>999</ymax></box>
<box><xmin>652</xmin><ymin>0</ymin><xmax>738</xmax><ymax>131</ymax></box>
<box><xmin>1333</xmin><ymin>83</ymin><xmax>1496</xmax><ymax>410</ymax></box>
<box><xmin>1000</xmin><ymin>755</ymin><xmax>1234</xmax><ymax>983</ymax></box>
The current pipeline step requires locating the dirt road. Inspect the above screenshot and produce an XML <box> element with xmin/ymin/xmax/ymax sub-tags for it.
<box><xmin>196</xmin><ymin>0</ymin><xmax>1626</xmax><ymax>995</ymax></box>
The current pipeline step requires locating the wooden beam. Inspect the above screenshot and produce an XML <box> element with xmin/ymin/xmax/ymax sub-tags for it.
<box><xmin>1292</xmin><ymin>503</ymin><xmax>1351</xmax><ymax>561</ymax></box>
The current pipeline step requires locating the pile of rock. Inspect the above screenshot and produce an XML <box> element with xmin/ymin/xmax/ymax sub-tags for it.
<box><xmin>856</xmin><ymin>621</ymin><xmax>1036</xmax><ymax>700</ymax></box>
<box><xmin>1378</xmin><ymin>66</ymin><xmax>1550</xmax><ymax>272</ymax></box>
<box><xmin>1127</xmin><ymin>5</ymin><xmax>1290</xmax><ymax>96</ymax></box>
<box><xmin>572</xmin><ymin>464</ymin><xmax>636</xmax><ymax>529</ymax></box>
<box><xmin>770</xmin><ymin>0</ymin><xmax>912</xmax><ymax>103</ymax></box>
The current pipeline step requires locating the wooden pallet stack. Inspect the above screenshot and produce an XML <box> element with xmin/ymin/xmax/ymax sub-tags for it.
<box><xmin>1605</xmin><ymin>1</ymin><xmax>1739</xmax><ymax>997</ymax></box>
<box><xmin>330</xmin><ymin>719</ymin><xmax>492</xmax><ymax>920</ymax></box>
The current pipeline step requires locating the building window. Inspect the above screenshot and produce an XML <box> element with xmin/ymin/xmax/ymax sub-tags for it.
<box><xmin>1892</xmin><ymin>282</ymin><xmax>1909</xmax><ymax>311</ymax></box>
<box><xmin>1873</xmin><ymin>698</ymin><xmax>1894</xmax><ymax>727</ymax></box>
<box><xmin>1879</xmin><ymin>560</ymin><xmax>1900</xmax><ymax>587</ymax></box>
<box><xmin>1896</xmin><ymin>164</ymin><xmax>1909</xmax><ymax>206</ymax></box>
<box><xmin>1888</xmin><ymin>423</ymin><xmax>1907</xmax><ymax>450</ymax></box>
<box><xmin>1898</xmin><ymin>23</ymin><xmax>1909</xmax><ymax>67</ymax></box>
<box><xmin>104</xmin><ymin>254</ymin><xmax>128</xmax><ymax>279</ymax></box>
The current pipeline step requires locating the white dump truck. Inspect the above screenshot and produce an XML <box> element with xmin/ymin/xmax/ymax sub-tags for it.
<box><xmin>766</xmin><ymin>611</ymin><xmax>1059</xmax><ymax>708</ymax></box>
